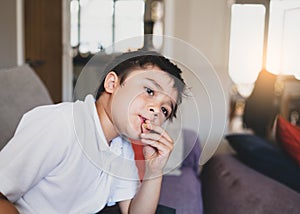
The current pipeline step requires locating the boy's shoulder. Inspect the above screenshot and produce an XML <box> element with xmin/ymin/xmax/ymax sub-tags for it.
<box><xmin>23</xmin><ymin>97</ymin><xmax>95</xmax><ymax>129</ymax></box>
<box><xmin>22</xmin><ymin>101</ymin><xmax>76</xmax><ymax>127</ymax></box>
<box><xmin>29</xmin><ymin>101</ymin><xmax>74</xmax><ymax>115</ymax></box>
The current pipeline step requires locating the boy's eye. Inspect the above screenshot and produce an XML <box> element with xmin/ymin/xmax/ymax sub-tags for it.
<box><xmin>161</xmin><ymin>107</ymin><xmax>169</xmax><ymax>118</ymax></box>
<box><xmin>145</xmin><ymin>87</ymin><xmax>154</xmax><ymax>96</ymax></box>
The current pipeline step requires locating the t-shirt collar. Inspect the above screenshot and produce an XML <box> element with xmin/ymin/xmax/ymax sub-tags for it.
<box><xmin>84</xmin><ymin>94</ymin><xmax>124</xmax><ymax>153</ymax></box>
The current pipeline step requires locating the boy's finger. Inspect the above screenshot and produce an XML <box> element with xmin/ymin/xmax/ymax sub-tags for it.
<box><xmin>143</xmin><ymin>122</ymin><xmax>173</xmax><ymax>143</ymax></box>
<box><xmin>140</xmin><ymin>133</ymin><xmax>173</xmax><ymax>150</ymax></box>
<box><xmin>141</xmin><ymin>138</ymin><xmax>173</xmax><ymax>155</ymax></box>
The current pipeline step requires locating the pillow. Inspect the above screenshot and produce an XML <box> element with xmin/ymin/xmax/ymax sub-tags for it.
<box><xmin>163</xmin><ymin>124</ymin><xmax>184</xmax><ymax>176</ymax></box>
<box><xmin>226</xmin><ymin>134</ymin><xmax>300</xmax><ymax>193</ymax></box>
<box><xmin>276</xmin><ymin>115</ymin><xmax>300</xmax><ymax>166</ymax></box>
<box><xmin>181</xmin><ymin>129</ymin><xmax>201</xmax><ymax>174</ymax></box>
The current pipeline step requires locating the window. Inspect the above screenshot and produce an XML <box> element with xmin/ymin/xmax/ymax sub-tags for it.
<box><xmin>228</xmin><ymin>4</ymin><xmax>266</xmax><ymax>97</ymax></box>
<box><xmin>70</xmin><ymin>0</ymin><xmax>145</xmax><ymax>54</ymax></box>
<box><xmin>266</xmin><ymin>0</ymin><xmax>300</xmax><ymax>79</ymax></box>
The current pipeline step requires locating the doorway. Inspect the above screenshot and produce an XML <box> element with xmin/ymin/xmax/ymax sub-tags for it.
<box><xmin>24</xmin><ymin>0</ymin><xmax>63</xmax><ymax>103</ymax></box>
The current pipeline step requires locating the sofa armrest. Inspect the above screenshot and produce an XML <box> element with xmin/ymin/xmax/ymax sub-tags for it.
<box><xmin>201</xmin><ymin>154</ymin><xmax>300</xmax><ymax>214</ymax></box>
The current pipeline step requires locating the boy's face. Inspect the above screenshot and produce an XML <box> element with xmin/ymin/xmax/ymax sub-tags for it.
<box><xmin>110</xmin><ymin>66</ymin><xmax>178</xmax><ymax>140</ymax></box>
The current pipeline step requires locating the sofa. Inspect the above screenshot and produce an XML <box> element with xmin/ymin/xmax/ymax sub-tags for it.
<box><xmin>201</xmin><ymin>136</ymin><xmax>300</xmax><ymax>214</ymax></box>
<box><xmin>0</xmin><ymin>64</ymin><xmax>52</xmax><ymax>150</ymax></box>
<box><xmin>0</xmin><ymin>64</ymin><xmax>203</xmax><ymax>214</ymax></box>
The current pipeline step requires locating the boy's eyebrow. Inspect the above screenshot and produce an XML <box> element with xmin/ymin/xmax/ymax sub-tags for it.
<box><xmin>145</xmin><ymin>78</ymin><xmax>163</xmax><ymax>91</ymax></box>
<box><xmin>170</xmin><ymin>102</ymin><xmax>175</xmax><ymax>117</ymax></box>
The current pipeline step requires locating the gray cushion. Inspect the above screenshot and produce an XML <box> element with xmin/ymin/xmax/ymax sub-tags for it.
<box><xmin>0</xmin><ymin>64</ymin><xmax>52</xmax><ymax>150</ymax></box>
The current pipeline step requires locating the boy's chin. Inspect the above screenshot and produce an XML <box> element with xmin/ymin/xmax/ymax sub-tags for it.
<box><xmin>122</xmin><ymin>130</ymin><xmax>141</xmax><ymax>141</ymax></box>
<box><xmin>127</xmin><ymin>134</ymin><xmax>141</xmax><ymax>141</ymax></box>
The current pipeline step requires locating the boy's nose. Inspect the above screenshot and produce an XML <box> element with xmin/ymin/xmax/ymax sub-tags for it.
<box><xmin>148</xmin><ymin>106</ymin><xmax>159</xmax><ymax>119</ymax></box>
<box><xmin>149</xmin><ymin>106</ymin><xmax>158</xmax><ymax>113</ymax></box>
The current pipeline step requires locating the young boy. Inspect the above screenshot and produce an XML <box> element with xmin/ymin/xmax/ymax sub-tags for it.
<box><xmin>0</xmin><ymin>50</ymin><xmax>185</xmax><ymax>214</ymax></box>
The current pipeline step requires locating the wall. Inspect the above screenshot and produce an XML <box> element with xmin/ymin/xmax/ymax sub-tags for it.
<box><xmin>0</xmin><ymin>0</ymin><xmax>24</xmax><ymax>69</ymax></box>
<box><xmin>172</xmin><ymin>0</ymin><xmax>231</xmax><ymax>67</ymax></box>
<box><xmin>164</xmin><ymin>0</ymin><xmax>232</xmax><ymax>102</ymax></box>
<box><xmin>164</xmin><ymin>0</ymin><xmax>232</xmax><ymax>161</ymax></box>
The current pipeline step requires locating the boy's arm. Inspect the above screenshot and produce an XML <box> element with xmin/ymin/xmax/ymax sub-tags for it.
<box><xmin>119</xmin><ymin>175</ymin><xmax>162</xmax><ymax>214</ymax></box>
<box><xmin>119</xmin><ymin>122</ymin><xmax>173</xmax><ymax>214</ymax></box>
<box><xmin>0</xmin><ymin>193</ymin><xmax>19</xmax><ymax>214</ymax></box>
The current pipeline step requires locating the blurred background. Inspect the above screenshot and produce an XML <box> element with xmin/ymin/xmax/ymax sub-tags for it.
<box><xmin>1</xmin><ymin>0</ymin><xmax>300</xmax><ymax>142</ymax></box>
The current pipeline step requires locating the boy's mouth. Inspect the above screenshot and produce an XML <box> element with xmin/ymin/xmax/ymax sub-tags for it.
<box><xmin>139</xmin><ymin>115</ymin><xmax>148</xmax><ymax>133</ymax></box>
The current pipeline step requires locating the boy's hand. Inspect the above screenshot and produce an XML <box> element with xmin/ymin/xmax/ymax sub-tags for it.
<box><xmin>140</xmin><ymin>121</ymin><xmax>174</xmax><ymax>178</ymax></box>
<box><xmin>0</xmin><ymin>193</ymin><xmax>19</xmax><ymax>214</ymax></box>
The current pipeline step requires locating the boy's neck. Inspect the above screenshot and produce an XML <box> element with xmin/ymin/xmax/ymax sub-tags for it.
<box><xmin>95</xmin><ymin>96</ymin><xmax>118</xmax><ymax>145</ymax></box>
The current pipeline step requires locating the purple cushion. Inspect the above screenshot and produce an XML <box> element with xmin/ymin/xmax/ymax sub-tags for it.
<box><xmin>159</xmin><ymin>167</ymin><xmax>203</xmax><ymax>214</ymax></box>
<box><xmin>181</xmin><ymin>129</ymin><xmax>201</xmax><ymax>174</ymax></box>
<box><xmin>159</xmin><ymin>129</ymin><xmax>203</xmax><ymax>214</ymax></box>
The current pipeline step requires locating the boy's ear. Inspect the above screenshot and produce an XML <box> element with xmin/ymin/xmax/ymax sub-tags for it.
<box><xmin>104</xmin><ymin>71</ymin><xmax>119</xmax><ymax>93</ymax></box>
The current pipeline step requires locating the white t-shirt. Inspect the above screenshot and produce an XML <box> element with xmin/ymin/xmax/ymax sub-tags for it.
<box><xmin>0</xmin><ymin>95</ymin><xmax>139</xmax><ymax>213</ymax></box>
